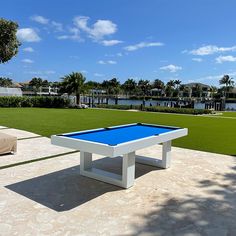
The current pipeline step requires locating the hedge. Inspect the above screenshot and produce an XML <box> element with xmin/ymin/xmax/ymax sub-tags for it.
<box><xmin>96</xmin><ymin>104</ymin><xmax>213</xmax><ymax>115</ymax></box>
<box><xmin>0</xmin><ymin>96</ymin><xmax>70</xmax><ymax>108</ymax></box>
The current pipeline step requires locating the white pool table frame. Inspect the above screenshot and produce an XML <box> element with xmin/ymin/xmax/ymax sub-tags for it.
<box><xmin>51</xmin><ymin>123</ymin><xmax>188</xmax><ymax>188</ymax></box>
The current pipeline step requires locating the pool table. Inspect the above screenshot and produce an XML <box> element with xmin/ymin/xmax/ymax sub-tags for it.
<box><xmin>51</xmin><ymin>123</ymin><xmax>188</xmax><ymax>188</ymax></box>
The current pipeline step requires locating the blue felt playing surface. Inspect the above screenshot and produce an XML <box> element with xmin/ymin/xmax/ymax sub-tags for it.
<box><xmin>62</xmin><ymin>124</ymin><xmax>178</xmax><ymax>146</ymax></box>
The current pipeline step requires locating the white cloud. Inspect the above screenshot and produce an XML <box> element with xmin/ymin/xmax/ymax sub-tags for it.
<box><xmin>57</xmin><ymin>35</ymin><xmax>69</xmax><ymax>40</ymax></box>
<box><xmin>31</xmin><ymin>15</ymin><xmax>49</xmax><ymax>24</ymax></box>
<box><xmin>188</xmin><ymin>45</ymin><xmax>236</xmax><ymax>56</ymax></box>
<box><xmin>98</xmin><ymin>60</ymin><xmax>106</xmax><ymax>64</ymax></box>
<box><xmin>73</xmin><ymin>16</ymin><xmax>90</xmax><ymax>31</ymax></box>
<box><xmin>73</xmin><ymin>16</ymin><xmax>117</xmax><ymax>40</ymax></box>
<box><xmin>81</xmin><ymin>70</ymin><xmax>88</xmax><ymax>74</ymax></box>
<box><xmin>90</xmin><ymin>20</ymin><xmax>117</xmax><ymax>39</ymax></box>
<box><xmin>192</xmin><ymin>58</ymin><xmax>202</xmax><ymax>62</ymax></box>
<box><xmin>160</xmin><ymin>64</ymin><xmax>182</xmax><ymax>73</ymax></box>
<box><xmin>104</xmin><ymin>52</ymin><xmax>123</xmax><ymax>57</ymax></box>
<box><xmin>189</xmin><ymin>71</ymin><xmax>236</xmax><ymax>85</ymax></box>
<box><xmin>22</xmin><ymin>59</ymin><xmax>34</xmax><ymax>64</ymax></box>
<box><xmin>51</xmin><ymin>21</ymin><xmax>63</xmax><ymax>32</ymax></box>
<box><xmin>17</xmin><ymin>28</ymin><xmax>41</xmax><ymax>42</ymax></box>
<box><xmin>24</xmin><ymin>70</ymin><xmax>55</xmax><ymax>75</ymax></box>
<box><xmin>23</xmin><ymin>47</ymin><xmax>34</xmax><ymax>52</ymax></box>
<box><xmin>98</xmin><ymin>60</ymin><xmax>117</xmax><ymax>65</ymax></box>
<box><xmin>107</xmin><ymin>60</ymin><xmax>116</xmax><ymax>64</ymax></box>
<box><xmin>101</xmin><ymin>40</ymin><xmax>123</xmax><ymax>46</ymax></box>
<box><xmin>45</xmin><ymin>70</ymin><xmax>56</xmax><ymax>74</ymax></box>
<box><xmin>215</xmin><ymin>55</ymin><xmax>236</xmax><ymax>63</ymax></box>
<box><xmin>58</xmin><ymin>16</ymin><xmax>118</xmax><ymax>44</ymax></box>
<box><xmin>94</xmin><ymin>73</ymin><xmax>104</xmax><ymax>77</ymax></box>
<box><xmin>57</xmin><ymin>27</ymin><xmax>80</xmax><ymax>41</ymax></box>
<box><xmin>31</xmin><ymin>15</ymin><xmax>63</xmax><ymax>32</ymax></box>
<box><xmin>124</xmin><ymin>42</ymin><xmax>164</xmax><ymax>51</ymax></box>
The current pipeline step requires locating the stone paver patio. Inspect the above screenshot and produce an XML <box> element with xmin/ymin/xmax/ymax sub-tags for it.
<box><xmin>0</xmin><ymin>127</ymin><xmax>236</xmax><ymax>235</ymax></box>
<box><xmin>0</xmin><ymin>128</ymin><xmax>40</xmax><ymax>139</ymax></box>
<box><xmin>0</xmin><ymin>137</ymin><xmax>75</xmax><ymax>168</ymax></box>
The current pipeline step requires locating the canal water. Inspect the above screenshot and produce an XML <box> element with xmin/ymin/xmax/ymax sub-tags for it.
<box><xmin>82</xmin><ymin>97</ymin><xmax>236</xmax><ymax>110</ymax></box>
<box><xmin>108</xmin><ymin>98</ymin><xmax>236</xmax><ymax>110</ymax></box>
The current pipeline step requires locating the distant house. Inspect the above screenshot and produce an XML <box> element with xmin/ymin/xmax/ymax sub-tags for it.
<box><xmin>181</xmin><ymin>83</ymin><xmax>211</xmax><ymax>98</ymax></box>
<box><xmin>19</xmin><ymin>82</ymin><xmax>59</xmax><ymax>96</ymax></box>
<box><xmin>150</xmin><ymin>88</ymin><xmax>164</xmax><ymax>97</ymax></box>
<box><xmin>89</xmin><ymin>89</ymin><xmax>106</xmax><ymax>94</ymax></box>
<box><xmin>37</xmin><ymin>86</ymin><xmax>59</xmax><ymax>96</ymax></box>
<box><xmin>0</xmin><ymin>87</ymin><xmax>22</xmax><ymax>97</ymax></box>
<box><xmin>228</xmin><ymin>87</ymin><xmax>236</xmax><ymax>99</ymax></box>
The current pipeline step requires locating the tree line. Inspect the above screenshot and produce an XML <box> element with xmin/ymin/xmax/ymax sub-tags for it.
<box><xmin>0</xmin><ymin>72</ymin><xmax>235</xmax><ymax>104</ymax></box>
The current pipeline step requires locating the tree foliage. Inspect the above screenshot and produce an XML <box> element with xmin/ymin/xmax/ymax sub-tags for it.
<box><xmin>122</xmin><ymin>78</ymin><xmax>137</xmax><ymax>95</ymax></box>
<box><xmin>0</xmin><ymin>77</ymin><xmax>13</xmax><ymax>87</ymax></box>
<box><xmin>101</xmin><ymin>78</ymin><xmax>120</xmax><ymax>95</ymax></box>
<box><xmin>61</xmin><ymin>72</ymin><xmax>86</xmax><ymax>104</ymax></box>
<box><xmin>219</xmin><ymin>75</ymin><xmax>234</xmax><ymax>98</ymax></box>
<box><xmin>137</xmin><ymin>79</ymin><xmax>151</xmax><ymax>96</ymax></box>
<box><xmin>152</xmin><ymin>79</ymin><xmax>165</xmax><ymax>89</ymax></box>
<box><xmin>0</xmin><ymin>18</ymin><xmax>20</xmax><ymax>63</ymax></box>
<box><xmin>29</xmin><ymin>78</ymin><xmax>43</xmax><ymax>88</ymax></box>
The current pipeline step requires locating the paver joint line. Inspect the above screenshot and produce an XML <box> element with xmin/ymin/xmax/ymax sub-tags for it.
<box><xmin>0</xmin><ymin>150</ymin><xmax>79</xmax><ymax>170</ymax></box>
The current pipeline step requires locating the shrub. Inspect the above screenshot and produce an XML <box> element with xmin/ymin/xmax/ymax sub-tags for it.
<box><xmin>0</xmin><ymin>96</ymin><xmax>70</xmax><ymax>108</ymax></box>
<box><xmin>96</xmin><ymin>104</ymin><xmax>213</xmax><ymax>115</ymax></box>
<box><xmin>96</xmin><ymin>104</ymin><xmax>140</xmax><ymax>110</ymax></box>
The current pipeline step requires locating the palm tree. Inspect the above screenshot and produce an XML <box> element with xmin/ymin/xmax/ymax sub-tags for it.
<box><xmin>85</xmin><ymin>81</ymin><xmax>101</xmax><ymax>90</ymax></box>
<box><xmin>42</xmin><ymin>79</ymin><xmax>49</xmax><ymax>87</ymax></box>
<box><xmin>166</xmin><ymin>80</ymin><xmax>175</xmax><ymax>97</ymax></box>
<box><xmin>166</xmin><ymin>80</ymin><xmax>175</xmax><ymax>88</ymax></box>
<box><xmin>209</xmin><ymin>86</ymin><xmax>218</xmax><ymax>98</ymax></box>
<box><xmin>194</xmin><ymin>84</ymin><xmax>203</xmax><ymax>98</ymax></box>
<box><xmin>138</xmin><ymin>79</ymin><xmax>151</xmax><ymax>96</ymax></box>
<box><xmin>108</xmin><ymin>78</ymin><xmax>120</xmax><ymax>95</ymax></box>
<box><xmin>219</xmin><ymin>75</ymin><xmax>234</xmax><ymax>98</ymax></box>
<box><xmin>0</xmin><ymin>77</ymin><xmax>13</xmax><ymax>87</ymax></box>
<box><xmin>153</xmin><ymin>79</ymin><xmax>164</xmax><ymax>89</ymax></box>
<box><xmin>122</xmin><ymin>78</ymin><xmax>137</xmax><ymax>96</ymax></box>
<box><xmin>174</xmin><ymin>80</ymin><xmax>181</xmax><ymax>89</ymax></box>
<box><xmin>61</xmin><ymin>72</ymin><xmax>86</xmax><ymax>104</ymax></box>
<box><xmin>101</xmin><ymin>78</ymin><xmax>120</xmax><ymax>95</ymax></box>
<box><xmin>174</xmin><ymin>80</ymin><xmax>182</xmax><ymax>97</ymax></box>
<box><xmin>101</xmin><ymin>80</ymin><xmax>109</xmax><ymax>94</ymax></box>
<box><xmin>29</xmin><ymin>77</ymin><xmax>43</xmax><ymax>94</ymax></box>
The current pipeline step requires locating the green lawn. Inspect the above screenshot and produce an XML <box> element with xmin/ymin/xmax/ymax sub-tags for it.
<box><xmin>0</xmin><ymin>108</ymin><xmax>235</xmax><ymax>155</ymax></box>
<box><xmin>221</xmin><ymin>111</ymin><xmax>236</xmax><ymax>117</ymax></box>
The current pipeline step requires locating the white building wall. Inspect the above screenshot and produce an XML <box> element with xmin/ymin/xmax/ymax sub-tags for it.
<box><xmin>0</xmin><ymin>87</ymin><xmax>23</xmax><ymax>97</ymax></box>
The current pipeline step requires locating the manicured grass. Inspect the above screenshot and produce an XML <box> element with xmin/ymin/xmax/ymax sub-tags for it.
<box><xmin>221</xmin><ymin>112</ymin><xmax>236</xmax><ymax>117</ymax></box>
<box><xmin>0</xmin><ymin>108</ymin><xmax>235</xmax><ymax>155</ymax></box>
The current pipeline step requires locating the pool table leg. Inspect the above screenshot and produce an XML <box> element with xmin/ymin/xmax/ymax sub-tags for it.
<box><xmin>135</xmin><ymin>140</ymin><xmax>172</xmax><ymax>169</ymax></box>
<box><xmin>80</xmin><ymin>151</ymin><xmax>92</xmax><ymax>171</ymax></box>
<box><xmin>162</xmin><ymin>140</ymin><xmax>171</xmax><ymax>168</ymax></box>
<box><xmin>79</xmin><ymin>151</ymin><xmax>135</xmax><ymax>189</ymax></box>
<box><xmin>122</xmin><ymin>151</ymin><xmax>135</xmax><ymax>188</ymax></box>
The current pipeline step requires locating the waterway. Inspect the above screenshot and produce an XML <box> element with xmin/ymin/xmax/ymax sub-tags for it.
<box><xmin>81</xmin><ymin>97</ymin><xmax>236</xmax><ymax>111</ymax></box>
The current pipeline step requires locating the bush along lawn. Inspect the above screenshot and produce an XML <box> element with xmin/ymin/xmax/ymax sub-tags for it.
<box><xmin>96</xmin><ymin>104</ymin><xmax>213</xmax><ymax>115</ymax></box>
<box><xmin>0</xmin><ymin>96</ymin><xmax>70</xmax><ymax>108</ymax></box>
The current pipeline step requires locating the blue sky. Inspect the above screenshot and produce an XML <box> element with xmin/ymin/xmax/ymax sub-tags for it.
<box><xmin>1</xmin><ymin>0</ymin><xmax>236</xmax><ymax>85</ymax></box>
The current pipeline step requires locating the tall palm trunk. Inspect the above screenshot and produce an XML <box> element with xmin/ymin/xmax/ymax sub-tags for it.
<box><xmin>76</xmin><ymin>91</ymin><xmax>81</xmax><ymax>105</ymax></box>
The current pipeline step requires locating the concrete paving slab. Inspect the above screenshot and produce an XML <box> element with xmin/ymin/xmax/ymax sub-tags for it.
<box><xmin>0</xmin><ymin>145</ymin><xmax>236</xmax><ymax>235</ymax></box>
<box><xmin>0</xmin><ymin>137</ymin><xmax>75</xmax><ymax>168</ymax></box>
<box><xmin>0</xmin><ymin>128</ymin><xmax>40</xmax><ymax>139</ymax></box>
